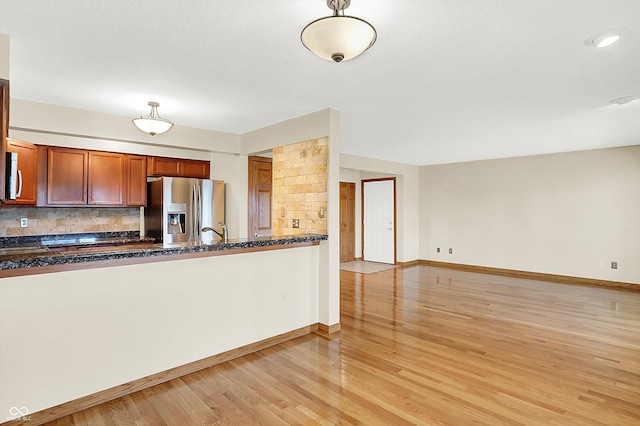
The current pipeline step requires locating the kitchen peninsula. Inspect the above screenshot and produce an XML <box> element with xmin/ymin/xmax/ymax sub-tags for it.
<box><xmin>0</xmin><ymin>232</ymin><xmax>327</xmax><ymax>277</ymax></box>
<box><xmin>1</xmin><ymin>232</ymin><xmax>329</xmax><ymax>425</ymax></box>
<box><xmin>1</xmin><ymin>100</ymin><xmax>341</xmax><ymax>424</ymax></box>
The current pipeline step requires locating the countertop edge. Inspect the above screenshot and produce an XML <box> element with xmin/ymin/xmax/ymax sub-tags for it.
<box><xmin>0</xmin><ymin>235</ymin><xmax>328</xmax><ymax>278</ymax></box>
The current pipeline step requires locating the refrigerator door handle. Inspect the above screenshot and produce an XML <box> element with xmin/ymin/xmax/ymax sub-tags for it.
<box><xmin>195</xmin><ymin>182</ymin><xmax>201</xmax><ymax>240</ymax></box>
<box><xmin>191</xmin><ymin>184</ymin><xmax>197</xmax><ymax>241</ymax></box>
<box><xmin>198</xmin><ymin>182</ymin><xmax>203</xmax><ymax>240</ymax></box>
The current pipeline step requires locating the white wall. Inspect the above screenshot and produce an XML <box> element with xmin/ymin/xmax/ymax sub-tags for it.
<box><xmin>10</xmin><ymin>99</ymin><xmax>241</xmax><ymax>154</ymax></box>
<box><xmin>0</xmin><ymin>246</ymin><xmax>319</xmax><ymax>419</ymax></box>
<box><xmin>210</xmin><ymin>152</ymin><xmax>248</xmax><ymax>239</ymax></box>
<box><xmin>419</xmin><ymin>146</ymin><xmax>640</xmax><ymax>284</ymax></box>
<box><xmin>242</xmin><ymin>108</ymin><xmax>341</xmax><ymax>327</ymax></box>
<box><xmin>0</xmin><ymin>33</ymin><xmax>9</xmax><ymax>80</ymax></box>
<box><xmin>340</xmin><ymin>154</ymin><xmax>420</xmax><ymax>263</ymax></box>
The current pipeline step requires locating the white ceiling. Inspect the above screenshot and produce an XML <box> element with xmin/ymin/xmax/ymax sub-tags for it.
<box><xmin>1</xmin><ymin>0</ymin><xmax>639</xmax><ymax>166</ymax></box>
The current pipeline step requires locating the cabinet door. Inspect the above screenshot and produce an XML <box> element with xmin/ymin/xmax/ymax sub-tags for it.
<box><xmin>48</xmin><ymin>147</ymin><xmax>88</xmax><ymax>205</ymax></box>
<box><xmin>125</xmin><ymin>154</ymin><xmax>147</xmax><ymax>206</ymax></box>
<box><xmin>88</xmin><ymin>151</ymin><xmax>124</xmax><ymax>205</ymax></box>
<box><xmin>147</xmin><ymin>156</ymin><xmax>181</xmax><ymax>177</ymax></box>
<box><xmin>182</xmin><ymin>159</ymin><xmax>210</xmax><ymax>179</ymax></box>
<box><xmin>5</xmin><ymin>139</ymin><xmax>38</xmax><ymax>205</ymax></box>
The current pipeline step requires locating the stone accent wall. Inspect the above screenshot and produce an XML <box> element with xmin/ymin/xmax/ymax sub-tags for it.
<box><xmin>272</xmin><ymin>138</ymin><xmax>328</xmax><ymax>236</ymax></box>
<box><xmin>0</xmin><ymin>207</ymin><xmax>140</xmax><ymax>237</ymax></box>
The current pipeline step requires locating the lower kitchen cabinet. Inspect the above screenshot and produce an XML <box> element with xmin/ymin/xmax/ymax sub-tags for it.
<box><xmin>4</xmin><ymin>138</ymin><xmax>38</xmax><ymax>205</ymax></box>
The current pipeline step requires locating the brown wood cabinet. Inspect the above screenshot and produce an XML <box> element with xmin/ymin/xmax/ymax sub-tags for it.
<box><xmin>4</xmin><ymin>138</ymin><xmax>38</xmax><ymax>205</ymax></box>
<box><xmin>181</xmin><ymin>159</ymin><xmax>210</xmax><ymax>179</ymax></box>
<box><xmin>125</xmin><ymin>154</ymin><xmax>147</xmax><ymax>206</ymax></box>
<box><xmin>47</xmin><ymin>147</ymin><xmax>88</xmax><ymax>205</ymax></box>
<box><xmin>147</xmin><ymin>156</ymin><xmax>210</xmax><ymax>179</ymax></box>
<box><xmin>42</xmin><ymin>147</ymin><xmax>147</xmax><ymax>207</ymax></box>
<box><xmin>88</xmin><ymin>151</ymin><xmax>124</xmax><ymax>205</ymax></box>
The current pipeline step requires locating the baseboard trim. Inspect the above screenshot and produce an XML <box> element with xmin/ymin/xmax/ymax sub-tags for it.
<box><xmin>420</xmin><ymin>260</ymin><xmax>639</xmax><ymax>291</ymax></box>
<box><xmin>6</xmin><ymin>324</ymin><xmax>319</xmax><ymax>426</ymax></box>
<box><xmin>315</xmin><ymin>322</ymin><xmax>341</xmax><ymax>338</ymax></box>
<box><xmin>397</xmin><ymin>260</ymin><xmax>420</xmax><ymax>267</ymax></box>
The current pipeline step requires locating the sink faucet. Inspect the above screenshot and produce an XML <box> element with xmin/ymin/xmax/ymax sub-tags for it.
<box><xmin>202</xmin><ymin>221</ymin><xmax>228</xmax><ymax>243</ymax></box>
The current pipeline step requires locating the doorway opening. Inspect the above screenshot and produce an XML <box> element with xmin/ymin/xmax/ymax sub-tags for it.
<box><xmin>248</xmin><ymin>156</ymin><xmax>273</xmax><ymax>237</ymax></box>
<box><xmin>362</xmin><ymin>178</ymin><xmax>396</xmax><ymax>264</ymax></box>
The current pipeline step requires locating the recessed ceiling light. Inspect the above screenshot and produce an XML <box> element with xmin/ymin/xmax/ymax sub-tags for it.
<box><xmin>594</xmin><ymin>34</ymin><xmax>619</xmax><ymax>47</ymax></box>
<box><xmin>609</xmin><ymin>96</ymin><xmax>639</xmax><ymax>105</ymax></box>
<box><xmin>585</xmin><ymin>28</ymin><xmax>629</xmax><ymax>48</ymax></box>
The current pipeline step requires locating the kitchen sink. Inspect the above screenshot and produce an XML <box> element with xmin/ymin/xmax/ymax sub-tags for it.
<box><xmin>0</xmin><ymin>246</ymin><xmax>50</xmax><ymax>256</ymax></box>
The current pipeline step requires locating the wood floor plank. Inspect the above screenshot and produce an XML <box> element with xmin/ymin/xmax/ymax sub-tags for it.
<box><xmin>42</xmin><ymin>265</ymin><xmax>640</xmax><ymax>425</ymax></box>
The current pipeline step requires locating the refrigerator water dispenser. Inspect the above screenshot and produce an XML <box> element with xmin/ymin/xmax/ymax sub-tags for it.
<box><xmin>167</xmin><ymin>203</ymin><xmax>186</xmax><ymax>235</ymax></box>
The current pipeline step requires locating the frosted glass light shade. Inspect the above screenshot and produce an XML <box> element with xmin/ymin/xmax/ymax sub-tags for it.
<box><xmin>132</xmin><ymin>117</ymin><xmax>173</xmax><ymax>136</ymax></box>
<box><xmin>132</xmin><ymin>102</ymin><xmax>174</xmax><ymax>136</ymax></box>
<box><xmin>301</xmin><ymin>15</ymin><xmax>376</xmax><ymax>62</ymax></box>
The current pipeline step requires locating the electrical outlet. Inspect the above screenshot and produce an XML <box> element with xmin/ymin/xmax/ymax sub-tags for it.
<box><xmin>20</xmin><ymin>218</ymin><xmax>28</xmax><ymax>228</ymax></box>
<box><xmin>449</xmin><ymin>248</ymin><xmax>453</xmax><ymax>254</ymax></box>
<box><xmin>436</xmin><ymin>247</ymin><xmax>440</xmax><ymax>253</ymax></box>
<box><xmin>292</xmin><ymin>218</ymin><xmax>299</xmax><ymax>228</ymax></box>
<box><xmin>611</xmin><ymin>261</ymin><xmax>618</xmax><ymax>269</ymax></box>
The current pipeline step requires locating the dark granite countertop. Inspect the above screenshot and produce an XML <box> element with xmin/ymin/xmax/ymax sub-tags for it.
<box><xmin>0</xmin><ymin>231</ymin><xmax>153</xmax><ymax>248</ymax></box>
<box><xmin>0</xmin><ymin>232</ymin><xmax>328</xmax><ymax>271</ymax></box>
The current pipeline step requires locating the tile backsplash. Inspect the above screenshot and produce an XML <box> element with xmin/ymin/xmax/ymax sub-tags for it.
<box><xmin>0</xmin><ymin>206</ymin><xmax>140</xmax><ymax>237</ymax></box>
<box><xmin>272</xmin><ymin>137</ymin><xmax>328</xmax><ymax>236</ymax></box>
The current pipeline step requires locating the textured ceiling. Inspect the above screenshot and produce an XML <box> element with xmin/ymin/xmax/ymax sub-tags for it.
<box><xmin>1</xmin><ymin>0</ymin><xmax>639</xmax><ymax>165</ymax></box>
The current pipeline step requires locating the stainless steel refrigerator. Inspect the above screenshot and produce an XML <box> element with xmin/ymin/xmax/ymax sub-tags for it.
<box><xmin>145</xmin><ymin>177</ymin><xmax>225</xmax><ymax>244</ymax></box>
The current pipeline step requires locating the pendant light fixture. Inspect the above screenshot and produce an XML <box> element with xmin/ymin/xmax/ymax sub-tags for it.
<box><xmin>301</xmin><ymin>0</ymin><xmax>376</xmax><ymax>63</ymax></box>
<box><xmin>132</xmin><ymin>101</ymin><xmax>174</xmax><ymax>136</ymax></box>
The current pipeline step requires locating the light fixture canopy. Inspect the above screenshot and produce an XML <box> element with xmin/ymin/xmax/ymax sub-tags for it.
<box><xmin>132</xmin><ymin>101</ymin><xmax>174</xmax><ymax>136</ymax></box>
<box><xmin>301</xmin><ymin>0</ymin><xmax>376</xmax><ymax>63</ymax></box>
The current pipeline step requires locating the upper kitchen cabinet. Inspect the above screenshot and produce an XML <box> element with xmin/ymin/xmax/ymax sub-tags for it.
<box><xmin>147</xmin><ymin>156</ymin><xmax>180</xmax><ymax>177</ymax></box>
<box><xmin>41</xmin><ymin>147</ymin><xmax>147</xmax><ymax>207</ymax></box>
<box><xmin>46</xmin><ymin>146</ymin><xmax>88</xmax><ymax>205</ymax></box>
<box><xmin>4</xmin><ymin>138</ymin><xmax>38</xmax><ymax>205</ymax></box>
<box><xmin>181</xmin><ymin>159</ymin><xmax>210</xmax><ymax>179</ymax></box>
<box><xmin>125</xmin><ymin>154</ymin><xmax>147</xmax><ymax>206</ymax></box>
<box><xmin>88</xmin><ymin>151</ymin><xmax>124</xmax><ymax>205</ymax></box>
<box><xmin>147</xmin><ymin>156</ymin><xmax>210</xmax><ymax>179</ymax></box>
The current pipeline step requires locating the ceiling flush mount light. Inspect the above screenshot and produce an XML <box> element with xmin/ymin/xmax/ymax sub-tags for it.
<box><xmin>584</xmin><ymin>29</ymin><xmax>629</xmax><ymax>48</ymax></box>
<box><xmin>132</xmin><ymin>102</ymin><xmax>174</xmax><ymax>136</ymax></box>
<box><xmin>301</xmin><ymin>0</ymin><xmax>376</xmax><ymax>63</ymax></box>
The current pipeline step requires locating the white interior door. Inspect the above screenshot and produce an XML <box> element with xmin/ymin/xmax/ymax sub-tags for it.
<box><xmin>363</xmin><ymin>179</ymin><xmax>395</xmax><ymax>264</ymax></box>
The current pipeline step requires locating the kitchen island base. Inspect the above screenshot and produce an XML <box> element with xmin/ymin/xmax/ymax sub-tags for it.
<box><xmin>0</xmin><ymin>243</ymin><xmax>332</xmax><ymax>425</ymax></box>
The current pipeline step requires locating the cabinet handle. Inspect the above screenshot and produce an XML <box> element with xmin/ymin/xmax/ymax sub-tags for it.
<box><xmin>16</xmin><ymin>170</ymin><xmax>23</xmax><ymax>198</ymax></box>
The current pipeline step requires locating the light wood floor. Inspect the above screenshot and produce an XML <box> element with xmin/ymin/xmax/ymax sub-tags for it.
<box><xmin>45</xmin><ymin>266</ymin><xmax>640</xmax><ymax>425</ymax></box>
